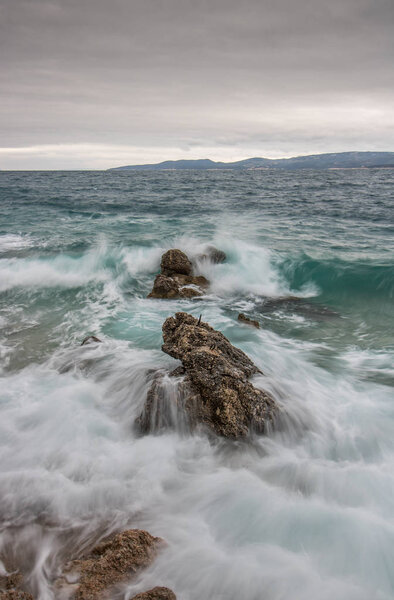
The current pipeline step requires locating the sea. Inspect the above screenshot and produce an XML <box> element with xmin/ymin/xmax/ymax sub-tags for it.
<box><xmin>0</xmin><ymin>168</ymin><xmax>393</xmax><ymax>599</ymax></box>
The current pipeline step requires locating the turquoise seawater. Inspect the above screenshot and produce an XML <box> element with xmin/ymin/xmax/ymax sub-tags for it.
<box><xmin>0</xmin><ymin>169</ymin><xmax>393</xmax><ymax>599</ymax></box>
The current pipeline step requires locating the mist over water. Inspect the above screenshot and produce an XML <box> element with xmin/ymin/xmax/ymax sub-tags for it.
<box><xmin>0</xmin><ymin>169</ymin><xmax>393</xmax><ymax>599</ymax></box>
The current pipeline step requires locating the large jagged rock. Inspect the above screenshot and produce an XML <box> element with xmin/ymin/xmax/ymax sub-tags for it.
<box><xmin>130</xmin><ymin>587</ymin><xmax>176</xmax><ymax>600</ymax></box>
<box><xmin>58</xmin><ymin>530</ymin><xmax>163</xmax><ymax>600</ymax></box>
<box><xmin>148</xmin><ymin>249</ymin><xmax>209</xmax><ymax>299</ymax></box>
<box><xmin>138</xmin><ymin>313</ymin><xmax>277</xmax><ymax>438</ymax></box>
<box><xmin>160</xmin><ymin>249</ymin><xmax>192</xmax><ymax>276</ymax></box>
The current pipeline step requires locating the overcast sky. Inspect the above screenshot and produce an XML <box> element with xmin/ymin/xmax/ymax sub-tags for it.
<box><xmin>1</xmin><ymin>0</ymin><xmax>393</xmax><ymax>169</ymax></box>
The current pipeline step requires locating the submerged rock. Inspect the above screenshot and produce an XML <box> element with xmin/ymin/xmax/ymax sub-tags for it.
<box><xmin>148</xmin><ymin>249</ymin><xmax>209</xmax><ymax>299</ymax></box>
<box><xmin>58</xmin><ymin>529</ymin><xmax>163</xmax><ymax>600</ymax></box>
<box><xmin>237</xmin><ymin>313</ymin><xmax>260</xmax><ymax>329</ymax></box>
<box><xmin>81</xmin><ymin>336</ymin><xmax>102</xmax><ymax>346</ymax></box>
<box><xmin>196</xmin><ymin>246</ymin><xmax>226</xmax><ymax>264</ymax></box>
<box><xmin>138</xmin><ymin>312</ymin><xmax>277</xmax><ymax>438</ymax></box>
<box><xmin>130</xmin><ymin>587</ymin><xmax>176</xmax><ymax>600</ymax></box>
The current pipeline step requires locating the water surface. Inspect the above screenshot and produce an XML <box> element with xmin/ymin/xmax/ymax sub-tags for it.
<box><xmin>0</xmin><ymin>169</ymin><xmax>393</xmax><ymax>599</ymax></box>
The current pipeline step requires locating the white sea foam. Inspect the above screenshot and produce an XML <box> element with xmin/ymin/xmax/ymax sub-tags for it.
<box><xmin>0</xmin><ymin>248</ymin><xmax>110</xmax><ymax>292</ymax></box>
<box><xmin>121</xmin><ymin>246</ymin><xmax>164</xmax><ymax>277</ymax></box>
<box><xmin>0</xmin><ymin>319</ymin><xmax>393</xmax><ymax>599</ymax></box>
<box><xmin>0</xmin><ymin>233</ymin><xmax>35</xmax><ymax>252</ymax></box>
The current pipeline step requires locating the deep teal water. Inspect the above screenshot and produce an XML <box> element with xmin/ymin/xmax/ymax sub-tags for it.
<box><xmin>0</xmin><ymin>169</ymin><xmax>393</xmax><ymax>599</ymax></box>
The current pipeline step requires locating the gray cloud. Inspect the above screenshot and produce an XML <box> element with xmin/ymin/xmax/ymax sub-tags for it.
<box><xmin>1</xmin><ymin>0</ymin><xmax>393</xmax><ymax>168</ymax></box>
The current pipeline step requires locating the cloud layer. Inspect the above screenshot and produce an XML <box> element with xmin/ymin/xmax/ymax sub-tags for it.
<box><xmin>1</xmin><ymin>0</ymin><xmax>393</xmax><ymax>168</ymax></box>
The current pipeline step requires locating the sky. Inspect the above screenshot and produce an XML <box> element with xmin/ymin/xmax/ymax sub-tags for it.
<box><xmin>0</xmin><ymin>0</ymin><xmax>393</xmax><ymax>169</ymax></box>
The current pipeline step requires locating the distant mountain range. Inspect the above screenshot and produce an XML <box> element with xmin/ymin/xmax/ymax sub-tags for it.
<box><xmin>110</xmin><ymin>152</ymin><xmax>394</xmax><ymax>171</ymax></box>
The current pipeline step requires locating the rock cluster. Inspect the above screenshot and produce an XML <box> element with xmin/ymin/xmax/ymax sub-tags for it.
<box><xmin>138</xmin><ymin>312</ymin><xmax>277</xmax><ymax>438</ymax></box>
<box><xmin>57</xmin><ymin>529</ymin><xmax>169</xmax><ymax>600</ymax></box>
<box><xmin>148</xmin><ymin>249</ymin><xmax>209</xmax><ymax>299</ymax></box>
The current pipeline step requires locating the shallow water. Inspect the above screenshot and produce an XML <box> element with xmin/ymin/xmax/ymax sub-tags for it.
<box><xmin>0</xmin><ymin>169</ymin><xmax>393</xmax><ymax>599</ymax></box>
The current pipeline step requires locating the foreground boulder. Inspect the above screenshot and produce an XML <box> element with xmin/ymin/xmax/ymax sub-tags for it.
<box><xmin>148</xmin><ymin>249</ymin><xmax>209</xmax><ymax>299</ymax></box>
<box><xmin>131</xmin><ymin>588</ymin><xmax>176</xmax><ymax>600</ymax></box>
<box><xmin>138</xmin><ymin>313</ymin><xmax>277</xmax><ymax>438</ymax></box>
<box><xmin>58</xmin><ymin>530</ymin><xmax>163</xmax><ymax>600</ymax></box>
<box><xmin>0</xmin><ymin>569</ymin><xmax>33</xmax><ymax>600</ymax></box>
<box><xmin>0</xmin><ymin>591</ymin><xmax>33</xmax><ymax>600</ymax></box>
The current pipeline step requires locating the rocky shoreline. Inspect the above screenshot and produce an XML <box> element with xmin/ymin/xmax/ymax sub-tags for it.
<box><xmin>1</xmin><ymin>248</ymin><xmax>279</xmax><ymax>600</ymax></box>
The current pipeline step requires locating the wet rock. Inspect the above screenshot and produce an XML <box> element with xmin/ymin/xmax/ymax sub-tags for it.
<box><xmin>0</xmin><ymin>572</ymin><xmax>33</xmax><ymax>600</ymax></box>
<box><xmin>59</xmin><ymin>529</ymin><xmax>163</xmax><ymax>600</ymax></box>
<box><xmin>238</xmin><ymin>313</ymin><xmax>260</xmax><ymax>329</ymax></box>
<box><xmin>138</xmin><ymin>312</ymin><xmax>277</xmax><ymax>438</ymax></box>
<box><xmin>137</xmin><ymin>369</ymin><xmax>201</xmax><ymax>435</ymax></box>
<box><xmin>130</xmin><ymin>587</ymin><xmax>176</xmax><ymax>600</ymax></box>
<box><xmin>81</xmin><ymin>336</ymin><xmax>102</xmax><ymax>346</ymax></box>
<box><xmin>147</xmin><ymin>252</ymin><xmax>209</xmax><ymax>299</ymax></box>
<box><xmin>169</xmin><ymin>365</ymin><xmax>186</xmax><ymax>377</ymax></box>
<box><xmin>148</xmin><ymin>274</ymin><xmax>180</xmax><ymax>299</ymax></box>
<box><xmin>147</xmin><ymin>274</ymin><xmax>208</xmax><ymax>300</ymax></box>
<box><xmin>160</xmin><ymin>249</ymin><xmax>192</xmax><ymax>276</ymax></box>
<box><xmin>172</xmin><ymin>274</ymin><xmax>209</xmax><ymax>288</ymax></box>
<box><xmin>197</xmin><ymin>246</ymin><xmax>226</xmax><ymax>264</ymax></box>
<box><xmin>177</xmin><ymin>286</ymin><xmax>202</xmax><ymax>299</ymax></box>
<box><xmin>0</xmin><ymin>591</ymin><xmax>34</xmax><ymax>600</ymax></box>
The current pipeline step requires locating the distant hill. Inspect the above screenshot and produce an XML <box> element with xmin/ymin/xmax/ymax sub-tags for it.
<box><xmin>110</xmin><ymin>152</ymin><xmax>394</xmax><ymax>171</ymax></box>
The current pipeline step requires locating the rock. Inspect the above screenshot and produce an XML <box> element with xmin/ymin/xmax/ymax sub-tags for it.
<box><xmin>172</xmin><ymin>274</ymin><xmax>209</xmax><ymax>288</ymax></box>
<box><xmin>147</xmin><ymin>274</ymin><xmax>208</xmax><ymax>300</ymax></box>
<box><xmin>197</xmin><ymin>246</ymin><xmax>227</xmax><ymax>264</ymax></box>
<box><xmin>237</xmin><ymin>313</ymin><xmax>260</xmax><ymax>329</ymax></box>
<box><xmin>0</xmin><ymin>571</ymin><xmax>33</xmax><ymax>600</ymax></box>
<box><xmin>147</xmin><ymin>270</ymin><xmax>209</xmax><ymax>300</ymax></box>
<box><xmin>130</xmin><ymin>588</ymin><xmax>176</xmax><ymax>600</ymax></box>
<box><xmin>59</xmin><ymin>529</ymin><xmax>163</xmax><ymax>600</ymax></box>
<box><xmin>138</xmin><ymin>313</ymin><xmax>277</xmax><ymax>438</ymax></box>
<box><xmin>177</xmin><ymin>286</ymin><xmax>202</xmax><ymax>299</ymax></box>
<box><xmin>0</xmin><ymin>592</ymin><xmax>34</xmax><ymax>600</ymax></box>
<box><xmin>160</xmin><ymin>249</ymin><xmax>192</xmax><ymax>276</ymax></box>
<box><xmin>137</xmin><ymin>369</ymin><xmax>201</xmax><ymax>434</ymax></box>
<box><xmin>81</xmin><ymin>335</ymin><xmax>102</xmax><ymax>346</ymax></box>
<box><xmin>148</xmin><ymin>274</ymin><xmax>180</xmax><ymax>299</ymax></box>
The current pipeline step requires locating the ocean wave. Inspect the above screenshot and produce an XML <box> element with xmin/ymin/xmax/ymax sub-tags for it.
<box><xmin>0</xmin><ymin>246</ymin><xmax>112</xmax><ymax>292</ymax></box>
<box><xmin>278</xmin><ymin>254</ymin><xmax>394</xmax><ymax>300</ymax></box>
